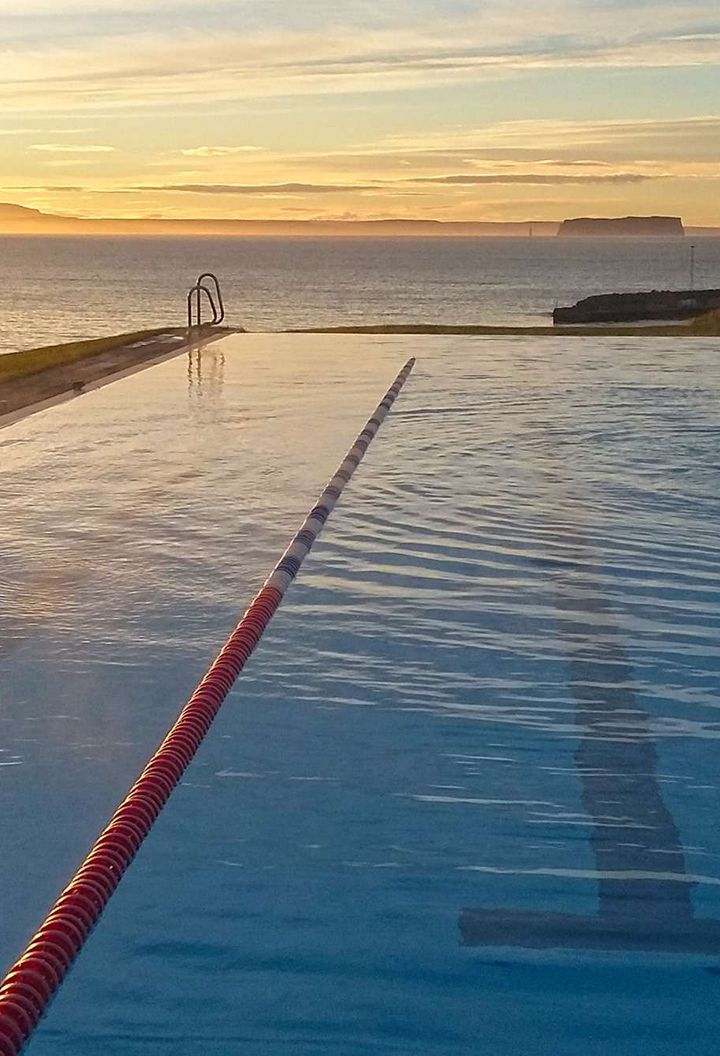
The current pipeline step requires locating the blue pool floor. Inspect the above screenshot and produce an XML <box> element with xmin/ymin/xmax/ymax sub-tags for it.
<box><xmin>2</xmin><ymin>334</ymin><xmax>720</xmax><ymax>1053</ymax></box>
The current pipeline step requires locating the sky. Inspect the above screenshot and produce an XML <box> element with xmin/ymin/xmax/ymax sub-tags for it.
<box><xmin>1</xmin><ymin>0</ymin><xmax>719</xmax><ymax>224</ymax></box>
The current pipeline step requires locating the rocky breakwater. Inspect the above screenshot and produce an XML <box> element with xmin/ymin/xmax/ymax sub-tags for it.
<box><xmin>554</xmin><ymin>289</ymin><xmax>720</xmax><ymax>325</ymax></box>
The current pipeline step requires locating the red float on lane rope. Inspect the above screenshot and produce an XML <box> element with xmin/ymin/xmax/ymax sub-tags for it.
<box><xmin>0</xmin><ymin>356</ymin><xmax>415</xmax><ymax>1054</ymax></box>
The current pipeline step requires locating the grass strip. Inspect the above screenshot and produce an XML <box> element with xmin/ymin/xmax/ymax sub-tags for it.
<box><xmin>285</xmin><ymin>309</ymin><xmax>720</xmax><ymax>338</ymax></box>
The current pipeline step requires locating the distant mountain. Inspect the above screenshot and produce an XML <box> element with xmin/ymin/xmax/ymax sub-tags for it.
<box><xmin>2</xmin><ymin>202</ymin><xmax>716</xmax><ymax>238</ymax></box>
<box><xmin>0</xmin><ymin>202</ymin><xmax>46</xmax><ymax>220</ymax></box>
<box><xmin>0</xmin><ymin>202</ymin><xmax>559</xmax><ymax>238</ymax></box>
<box><xmin>0</xmin><ymin>202</ymin><xmax>79</xmax><ymax>231</ymax></box>
<box><xmin>559</xmin><ymin>216</ymin><xmax>685</xmax><ymax>237</ymax></box>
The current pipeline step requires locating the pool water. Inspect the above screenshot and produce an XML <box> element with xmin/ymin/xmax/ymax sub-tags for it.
<box><xmin>2</xmin><ymin>334</ymin><xmax>720</xmax><ymax>1054</ymax></box>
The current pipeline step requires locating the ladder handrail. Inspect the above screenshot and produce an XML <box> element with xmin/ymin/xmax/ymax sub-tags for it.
<box><xmin>197</xmin><ymin>273</ymin><xmax>225</xmax><ymax>325</ymax></box>
<box><xmin>198</xmin><ymin>283</ymin><xmax>220</xmax><ymax>324</ymax></box>
<box><xmin>187</xmin><ymin>283</ymin><xmax>218</xmax><ymax>329</ymax></box>
<box><xmin>186</xmin><ymin>274</ymin><xmax>225</xmax><ymax>330</ymax></box>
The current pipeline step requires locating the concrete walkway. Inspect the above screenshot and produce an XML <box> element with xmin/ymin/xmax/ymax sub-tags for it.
<box><xmin>0</xmin><ymin>328</ymin><xmax>230</xmax><ymax>428</ymax></box>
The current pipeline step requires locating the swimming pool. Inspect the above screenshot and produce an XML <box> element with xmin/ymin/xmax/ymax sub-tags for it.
<box><xmin>2</xmin><ymin>334</ymin><xmax>720</xmax><ymax>1053</ymax></box>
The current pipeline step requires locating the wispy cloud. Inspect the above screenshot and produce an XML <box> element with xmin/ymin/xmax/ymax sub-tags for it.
<box><xmin>2</xmin><ymin>3</ymin><xmax>720</xmax><ymax>111</ymax></box>
<box><xmin>29</xmin><ymin>143</ymin><xmax>115</xmax><ymax>152</ymax></box>
<box><xmin>42</xmin><ymin>159</ymin><xmax>104</xmax><ymax>167</ymax></box>
<box><xmin>0</xmin><ymin>126</ymin><xmax>94</xmax><ymax>136</ymax></box>
<box><xmin>178</xmin><ymin>146</ymin><xmax>262</xmax><ymax>157</ymax></box>
<box><xmin>0</xmin><ymin>128</ymin><xmax>46</xmax><ymax>136</ymax></box>
<box><xmin>137</xmin><ymin>182</ymin><xmax>378</xmax><ymax>195</ymax></box>
<box><xmin>0</xmin><ymin>184</ymin><xmax>85</xmax><ymax>191</ymax></box>
<box><xmin>410</xmin><ymin>172</ymin><xmax>655</xmax><ymax>185</ymax></box>
<box><xmin>138</xmin><ymin>172</ymin><xmax>659</xmax><ymax>196</ymax></box>
<box><xmin>367</xmin><ymin>116</ymin><xmax>720</xmax><ymax>164</ymax></box>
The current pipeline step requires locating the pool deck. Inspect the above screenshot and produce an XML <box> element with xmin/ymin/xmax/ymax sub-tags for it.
<box><xmin>0</xmin><ymin>327</ymin><xmax>230</xmax><ymax>429</ymax></box>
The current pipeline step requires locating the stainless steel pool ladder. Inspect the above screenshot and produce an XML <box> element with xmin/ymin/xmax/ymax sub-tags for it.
<box><xmin>187</xmin><ymin>272</ymin><xmax>225</xmax><ymax>330</ymax></box>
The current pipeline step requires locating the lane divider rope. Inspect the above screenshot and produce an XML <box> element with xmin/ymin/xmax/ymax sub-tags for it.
<box><xmin>0</xmin><ymin>357</ymin><xmax>415</xmax><ymax>1055</ymax></box>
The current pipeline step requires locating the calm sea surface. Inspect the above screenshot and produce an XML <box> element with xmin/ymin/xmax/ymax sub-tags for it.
<box><xmin>2</xmin><ymin>235</ymin><xmax>720</xmax><ymax>352</ymax></box>
<box><xmin>2</xmin><ymin>333</ymin><xmax>720</xmax><ymax>1053</ymax></box>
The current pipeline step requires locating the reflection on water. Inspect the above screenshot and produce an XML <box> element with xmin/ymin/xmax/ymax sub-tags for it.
<box><xmin>187</xmin><ymin>346</ymin><xmax>226</xmax><ymax>401</ymax></box>
<box><xmin>462</xmin><ymin>531</ymin><xmax>720</xmax><ymax>953</ymax></box>
<box><xmin>3</xmin><ymin>334</ymin><xmax>720</xmax><ymax>1055</ymax></box>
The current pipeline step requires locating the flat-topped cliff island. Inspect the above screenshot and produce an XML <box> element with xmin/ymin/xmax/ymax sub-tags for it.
<box><xmin>559</xmin><ymin>216</ymin><xmax>685</xmax><ymax>237</ymax></box>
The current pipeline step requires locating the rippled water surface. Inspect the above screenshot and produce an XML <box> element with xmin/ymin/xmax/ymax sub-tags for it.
<box><xmin>2</xmin><ymin>334</ymin><xmax>720</xmax><ymax>1054</ymax></box>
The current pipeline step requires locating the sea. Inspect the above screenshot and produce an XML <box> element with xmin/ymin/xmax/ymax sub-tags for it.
<box><xmin>2</xmin><ymin>234</ymin><xmax>720</xmax><ymax>353</ymax></box>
